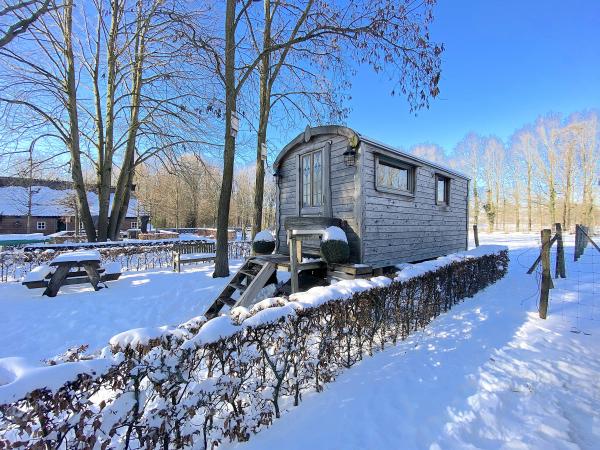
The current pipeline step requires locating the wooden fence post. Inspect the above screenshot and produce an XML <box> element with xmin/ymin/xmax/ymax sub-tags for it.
<box><xmin>574</xmin><ymin>224</ymin><xmax>580</xmax><ymax>261</ymax></box>
<box><xmin>555</xmin><ymin>223</ymin><xmax>566</xmax><ymax>278</ymax></box>
<box><xmin>539</xmin><ymin>228</ymin><xmax>552</xmax><ymax>319</ymax></box>
<box><xmin>288</xmin><ymin>231</ymin><xmax>299</xmax><ymax>294</ymax></box>
<box><xmin>473</xmin><ymin>224</ymin><xmax>479</xmax><ymax>247</ymax></box>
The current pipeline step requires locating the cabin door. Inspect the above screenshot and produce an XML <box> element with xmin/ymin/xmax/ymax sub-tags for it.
<box><xmin>297</xmin><ymin>142</ymin><xmax>331</xmax><ymax>254</ymax></box>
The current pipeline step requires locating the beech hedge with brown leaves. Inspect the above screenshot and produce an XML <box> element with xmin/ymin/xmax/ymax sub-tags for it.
<box><xmin>0</xmin><ymin>249</ymin><xmax>508</xmax><ymax>449</ymax></box>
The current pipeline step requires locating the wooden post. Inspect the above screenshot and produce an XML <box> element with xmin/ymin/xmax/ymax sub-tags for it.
<box><xmin>289</xmin><ymin>232</ymin><xmax>299</xmax><ymax>294</ymax></box>
<box><xmin>578</xmin><ymin>225</ymin><xmax>600</xmax><ymax>254</ymax></box>
<box><xmin>473</xmin><ymin>224</ymin><xmax>479</xmax><ymax>247</ymax></box>
<box><xmin>554</xmin><ymin>223</ymin><xmax>566</xmax><ymax>278</ymax></box>
<box><xmin>574</xmin><ymin>224</ymin><xmax>580</xmax><ymax>261</ymax></box>
<box><xmin>539</xmin><ymin>229</ymin><xmax>551</xmax><ymax>319</ymax></box>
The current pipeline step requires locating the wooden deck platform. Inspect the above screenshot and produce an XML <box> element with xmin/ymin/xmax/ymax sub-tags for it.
<box><xmin>256</xmin><ymin>253</ymin><xmax>373</xmax><ymax>279</ymax></box>
<box><xmin>254</xmin><ymin>254</ymin><xmax>326</xmax><ymax>272</ymax></box>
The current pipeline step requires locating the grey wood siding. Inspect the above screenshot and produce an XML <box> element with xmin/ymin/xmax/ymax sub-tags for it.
<box><xmin>276</xmin><ymin>133</ymin><xmax>362</xmax><ymax>262</ymax></box>
<box><xmin>275</xmin><ymin>126</ymin><xmax>469</xmax><ymax>269</ymax></box>
<box><xmin>360</xmin><ymin>142</ymin><xmax>468</xmax><ymax>267</ymax></box>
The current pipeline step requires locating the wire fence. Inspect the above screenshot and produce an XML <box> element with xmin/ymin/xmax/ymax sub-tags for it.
<box><xmin>553</xmin><ymin>239</ymin><xmax>599</xmax><ymax>334</ymax></box>
<box><xmin>0</xmin><ymin>240</ymin><xmax>252</xmax><ymax>282</ymax></box>
<box><xmin>524</xmin><ymin>228</ymin><xmax>600</xmax><ymax>334</ymax></box>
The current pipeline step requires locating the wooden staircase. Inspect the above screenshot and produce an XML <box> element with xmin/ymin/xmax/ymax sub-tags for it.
<box><xmin>204</xmin><ymin>258</ymin><xmax>277</xmax><ymax>319</ymax></box>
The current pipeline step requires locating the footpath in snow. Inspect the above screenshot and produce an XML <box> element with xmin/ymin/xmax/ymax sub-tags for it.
<box><xmin>223</xmin><ymin>233</ymin><xmax>600</xmax><ymax>450</ymax></box>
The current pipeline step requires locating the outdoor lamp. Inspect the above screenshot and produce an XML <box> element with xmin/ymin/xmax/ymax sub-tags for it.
<box><xmin>343</xmin><ymin>148</ymin><xmax>356</xmax><ymax>167</ymax></box>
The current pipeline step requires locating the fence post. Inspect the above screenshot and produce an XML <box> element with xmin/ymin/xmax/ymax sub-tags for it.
<box><xmin>473</xmin><ymin>224</ymin><xmax>479</xmax><ymax>247</ymax></box>
<box><xmin>539</xmin><ymin>228</ymin><xmax>552</xmax><ymax>319</ymax></box>
<box><xmin>555</xmin><ymin>223</ymin><xmax>566</xmax><ymax>278</ymax></box>
<box><xmin>574</xmin><ymin>224</ymin><xmax>580</xmax><ymax>261</ymax></box>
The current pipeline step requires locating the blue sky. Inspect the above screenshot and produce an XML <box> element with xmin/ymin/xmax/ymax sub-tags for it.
<box><xmin>346</xmin><ymin>0</ymin><xmax>600</xmax><ymax>154</ymax></box>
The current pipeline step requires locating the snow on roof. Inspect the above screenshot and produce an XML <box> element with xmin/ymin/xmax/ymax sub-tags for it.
<box><xmin>0</xmin><ymin>233</ymin><xmax>49</xmax><ymax>242</ymax></box>
<box><xmin>0</xmin><ymin>185</ymin><xmax>141</xmax><ymax>217</ymax></box>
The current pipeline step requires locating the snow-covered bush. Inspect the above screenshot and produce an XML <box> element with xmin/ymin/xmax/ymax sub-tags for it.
<box><xmin>0</xmin><ymin>247</ymin><xmax>509</xmax><ymax>449</ymax></box>
<box><xmin>320</xmin><ymin>226</ymin><xmax>349</xmax><ymax>263</ymax></box>
<box><xmin>252</xmin><ymin>230</ymin><xmax>275</xmax><ymax>254</ymax></box>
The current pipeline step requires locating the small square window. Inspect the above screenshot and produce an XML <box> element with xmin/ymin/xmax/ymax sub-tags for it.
<box><xmin>37</xmin><ymin>221</ymin><xmax>46</xmax><ymax>230</ymax></box>
<box><xmin>436</xmin><ymin>175</ymin><xmax>450</xmax><ymax>206</ymax></box>
<box><xmin>130</xmin><ymin>221</ymin><xmax>138</xmax><ymax>229</ymax></box>
<box><xmin>375</xmin><ymin>155</ymin><xmax>415</xmax><ymax>196</ymax></box>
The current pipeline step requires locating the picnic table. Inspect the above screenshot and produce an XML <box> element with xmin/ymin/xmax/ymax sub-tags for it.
<box><xmin>22</xmin><ymin>250</ymin><xmax>121</xmax><ymax>297</ymax></box>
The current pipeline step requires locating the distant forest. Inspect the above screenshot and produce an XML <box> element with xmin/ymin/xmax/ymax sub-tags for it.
<box><xmin>408</xmin><ymin>110</ymin><xmax>599</xmax><ymax>232</ymax></box>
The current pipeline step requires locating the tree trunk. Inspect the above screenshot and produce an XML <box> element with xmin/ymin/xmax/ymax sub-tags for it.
<box><xmin>96</xmin><ymin>1</ymin><xmax>121</xmax><ymax>241</ymax></box>
<box><xmin>514</xmin><ymin>188</ymin><xmax>520</xmax><ymax>232</ymax></box>
<box><xmin>63</xmin><ymin>0</ymin><xmax>96</xmax><ymax>242</ymax></box>
<box><xmin>562</xmin><ymin>143</ymin><xmax>574</xmax><ymax>230</ymax></box>
<box><xmin>251</xmin><ymin>0</ymin><xmax>272</xmax><ymax>240</ymax></box>
<box><xmin>527</xmin><ymin>161</ymin><xmax>532</xmax><ymax>231</ymax></box>
<box><xmin>108</xmin><ymin>3</ymin><xmax>145</xmax><ymax>240</ymax></box>
<box><xmin>472</xmin><ymin>182</ymin><xmax>479</xmax><ymax>225</ymax></box>
<box><xmin>213</xmin><ymin>0</ymin><xmax>237</xmax><ymax>278</ymax></box>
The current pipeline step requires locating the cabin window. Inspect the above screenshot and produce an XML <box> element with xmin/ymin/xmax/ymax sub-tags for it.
<box><xmin>130</xmin><ymin>221</ymin><xmax>138</xmax><ymax>229</ymax></box>
<box><xmin>375</xmin><ymin>156</ymin><xmax>415</xmax><ymax>195</ymax></box>
<box><xmin>36</xmin><ymin>221</ymin><xmax>46</xmax><ymax>230</ymax></box>
<box><xmin>436</xmin><ymin>174</ymin><xmax>450</xmax><ymax>205</ymax></box>
<box><xmin>301</xmin><ymin>150</ymin><xmax>323</xmax><ymax>208</ymax></box>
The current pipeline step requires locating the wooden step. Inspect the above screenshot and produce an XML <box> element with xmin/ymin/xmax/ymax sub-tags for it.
<box><xmin>234</xmin><ymin>262</ymin><xmax>277</xmax><ymax>309</ymax></box>
<box><xmin>220</xmin><ymin>297</ymin><xmax>236</xmax><ymax>307</ymax></box>
<box><xmin>204</xmin><ymin>259</ymin><xmax>277</xmax><ymax>320</ymax></box>
<box><xmin>230</xmin><ymin>281</ymin><xmax>247</xmax><ymax>292</ymax></box>
<box><xmin>328</xmin><ymin>263</ymin><xmax>373</xmax><ymax>276</ymax></box>
<box><xmin>240</xmin><ymin>269</ymin><xmax>259</xmax><ymax>278</ymax></box>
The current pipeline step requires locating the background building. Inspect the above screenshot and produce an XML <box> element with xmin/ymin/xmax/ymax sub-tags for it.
<box><xmin>0</xmin><ymin>177</ymin><xmax>142</xmax><ymax>235</ymax></box>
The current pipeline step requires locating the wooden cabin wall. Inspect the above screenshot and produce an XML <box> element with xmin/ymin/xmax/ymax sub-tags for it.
<box><xmin>360</xmin><ymin>142</ymin><xmax>469</xmax><ymax>268</ymax></box>
<box><xmin>276</xmin><ymin>133</ymin><xmax>362</xmax><ymax>262</ymax></box>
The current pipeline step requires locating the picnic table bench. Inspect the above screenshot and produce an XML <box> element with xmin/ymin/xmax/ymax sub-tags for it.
<box><xmin>172</xmin><ymin>241</ymin><xmax>216</xmax><ymax>272</ymax></box>
<box><xmin>22</xmin><ymin>250</ymin><xmax>121</xmax><ymax>297</ymax></box>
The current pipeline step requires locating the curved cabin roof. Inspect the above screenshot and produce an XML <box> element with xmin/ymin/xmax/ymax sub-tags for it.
<box><xmin>274</xmin><ymin>125</ymin><xmax>469</xmax><ymax>180</ymax></box>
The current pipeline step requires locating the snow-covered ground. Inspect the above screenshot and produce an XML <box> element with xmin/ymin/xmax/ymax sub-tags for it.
<box><xmin>1</xmin><ymin>233</ymin><xmax>599</xmax><ymax>449</ymax></box>
<box><xmin>0</xmin><ymin>261</ymin><xmax>243</xmax><ymax>362</ymax></box>
<box><xmin>222</xmin><ymin>233</ymin><xmax>600</xmax><ymax>450</ymax></box>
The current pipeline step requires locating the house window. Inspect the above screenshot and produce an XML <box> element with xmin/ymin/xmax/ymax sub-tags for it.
<box><xmin>130</xmin><ymin>221</ymin><xmax>138</xmax><ymax>229</ymax></box>
<box><xmin>375</xmin><ymin>155</ymin><xmax>415</xmax><ymax>195</ymax></box>
<box><xmin>37</xmin><ymin>221</ymin><xmax>46</xmax><ymax>230</ymax></box>
<box><xmin>436</xmin><ymin>174</ymin><xmax>450</xmax><ymax>205</ymax></box>
<box><xmin>301</xmin><ymin>150</ymin><xmax>323</xmax><ymax>208</ymax></box>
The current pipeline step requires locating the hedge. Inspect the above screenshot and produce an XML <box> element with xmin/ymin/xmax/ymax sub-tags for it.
<box><xmin>0</xmin><ymin>241</ymin><xmax>251</xmax><ymax>282</ymax></box>
<box><xmin>0</xmin><ymin>247</ymin><xmax>508</xmax><ymax>449</ymax></box>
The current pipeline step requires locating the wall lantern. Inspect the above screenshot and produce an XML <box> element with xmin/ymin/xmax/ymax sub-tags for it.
<box><xmin>343</xmin><ymin>147</ymin><xmax>357</xmax><ymax>167</ymax></box>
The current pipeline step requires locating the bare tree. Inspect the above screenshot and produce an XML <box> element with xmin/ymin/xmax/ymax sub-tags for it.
<box><xmin>454</xmin><ymin>133</ymin><xmax>483</xmax><ymax>227</ymax></box>
<box><xmin>0</xmin><ymin>0</ymin><xmax>218</xmax><ymax>241</ymax></box>
<box><xmin>0</xmin><ymin>0</ymin><xmax>51</xmax><ymax>48</ymax></box>
<box><xmin>535</xmin><ymin>114</ymin><xmax>562</xmax><ymax>225</ymax></box>
<box><xmin>574</xmin><ymin>113</ymin><xmax>599</xmax><ymax>228</ymax></box>
<box><xmin>182</xmin><ymin>0</ymin><xmax>444</xmax><ymax>276</ymax></box>
<box><xmin>248</xmin><ymin>0</ymin><xmax>444</xmax><ymax>241</ymax></box>
<box><xmin>511</xmin><ymin>128</ymin><xmax>536</xmax><ymax>231</ymax></box>
<box><xmin>482</xmin><ymin>137</ymin><xmax>504</xmax><ymax>231</ymax></box>
<box><xmin>410</xmin><ymin>143</ymin><xmax>447</xmax><ymax>164</ymax></box>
